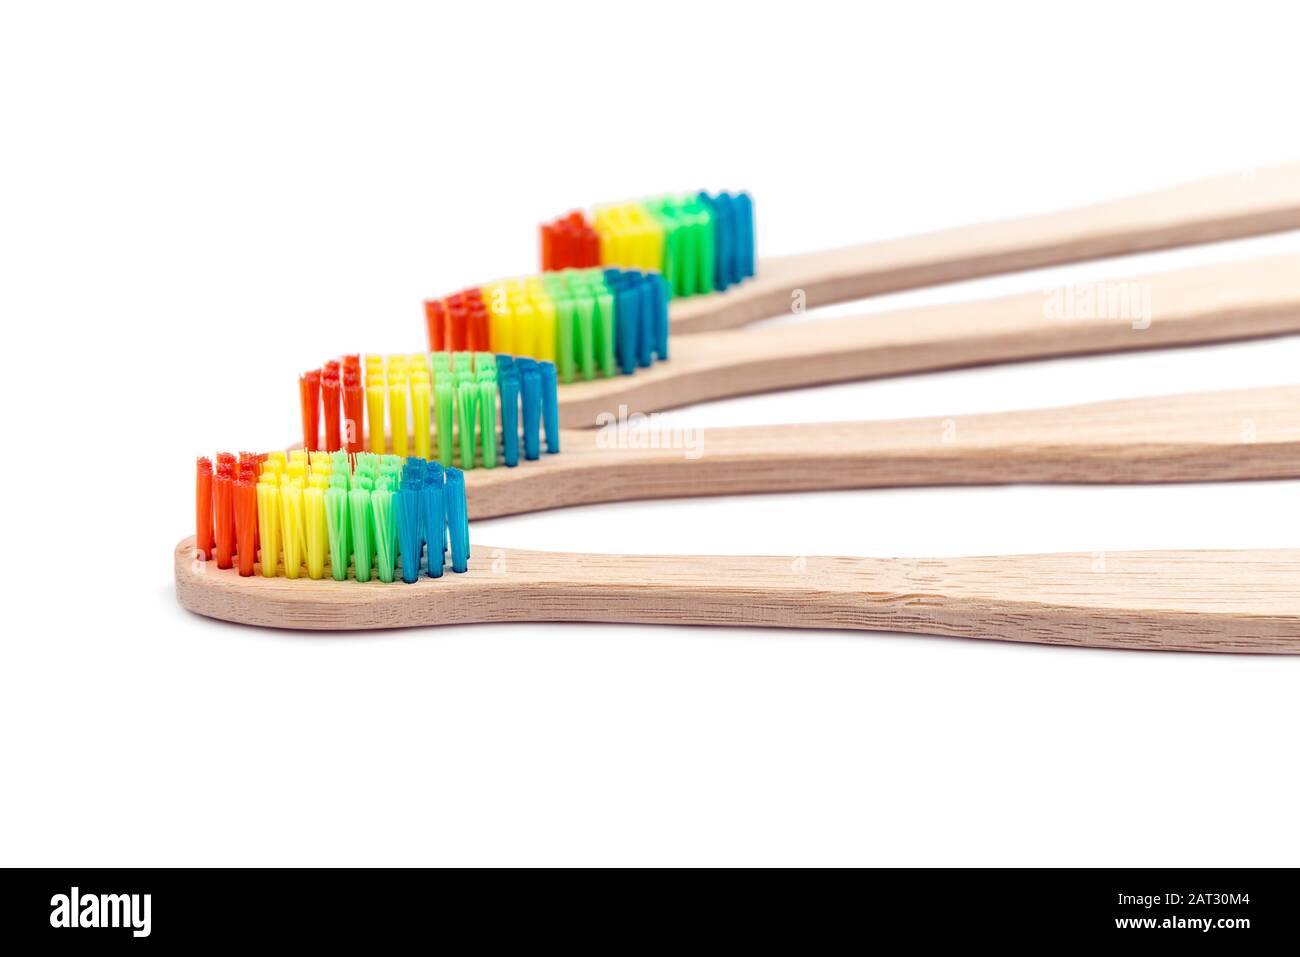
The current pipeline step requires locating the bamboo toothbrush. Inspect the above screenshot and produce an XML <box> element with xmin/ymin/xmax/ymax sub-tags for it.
<box><xmin>548</xmin><ymin>253</ymin><xmax>1300</xmax><ymax>427</ymax></box>
<box><xmin>174</xmin><ymin>540</ymin><xmax>1300</xmax><ymax>653</ymax></box>
<box><xmin>460</xmin><ymin>386</ymin><xmax>1300</xmax><ymax>519</ymax></box>
<box><xmin>540</xmin><ymin>162</ymin><xmax>1300</xmax><ymax>333</ymax></box>
<box><xmin>182</xmin><ymin>383</ymin><xmax>1300</xmax><ymax>649</ymax></box>
<box><xmin>294</xmin><ymin>374</ymin><xmax>1300</xmax><ymax>517</ymax></box>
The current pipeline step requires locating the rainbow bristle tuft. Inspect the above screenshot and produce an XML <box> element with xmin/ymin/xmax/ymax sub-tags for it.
<box><xmin>193</xmin><ymin>450</ymin><xmax>470</xmax><ymax>582</ymax></box>
<box><xmin>540</xmin><ymin>191</ymin><xmax>755</xmax><ymax>298</ymax></box>
<box><xmin>424</xmin><ymin>269</ymin><xmax>668</xmax><ymax>382</ymax></box>
<box><xmin>299</xmin><ymin>352</ymin><xmax>560</xmax><ymax>468</ymax></box>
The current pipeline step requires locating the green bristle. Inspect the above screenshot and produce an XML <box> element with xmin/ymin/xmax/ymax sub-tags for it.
<box><xmin>477</xmin><ymin>379</ymin><xmax>497</xmax><ymax>468</ymax></box>
<box><xmin>644</xmin><ymin>196</ymin><xmax>717</xmax><ymax>296</ymax></box>
<box><xmin>594</xmin><ymin>284</ymin><xmax>615</xmax><ymax>377</ymax></box>
<box><xmin>554</xmin><ymin>294</ymin><xmax>576</xmax><ymax>383</ymax></box>
<box><xmin>430</xmin><ymin>351</ymin><xmax>452</xmax><ymax>377</ymax></box>
<box><xmin>694</xmin><ymin>205</ymin><xmax>716</xmax><ymax>294</ymax></box>
<box><xmin>371</xmin><ymin>488</ymin><xmax>396</xmax><ymax>583</ymax></box>
<box><xmin>456</xmin><ymin>379</ymin><xmax>477</xmax><ymax>469</ymax></box>
<box><xmin>575</xmin><ymin>293</ymin><xmax>596</xmax><ymax>381</ymax></box>
<box><xmin>435</xmin><ymin>381</ymin><xmax>454</xmax><ymax>464</ymax></box>
<box><xmin>474</xmin><ymin>352</ymin><xmax>496</xmax><ymax>374</ymax></box>
<box><xmin>324</xmin><ymin>486</ymin><xmax>350</xmax><ymax>582</ymax></box>
<box><xmin>348</xmin><ymin>488</ymin><xmax>372</xmax><ymax>582</ymax></box>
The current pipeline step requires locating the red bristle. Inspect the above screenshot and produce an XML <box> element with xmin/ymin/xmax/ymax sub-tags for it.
<box><xmin>213</xmin><ymin>467</ymin><xmax>235</xmax><ymax>570</ymax></box>
<box><xmin>549</xmin><ymin>223</ymin><xmax>568</xmax><ymax>269</ymax></box>
<box><xmin>233</xmin><ymin>479</ymin><xmax>258</xmax><ymax>577</ymax></box>
<box><xmin>299</xmin><ymin>369</ymin><xmax>321</xmax><ymax>452</ymax></box>
<box><xmin>468</xmin><ymin>305</ymin><xmax>489</xmax><ymax>351</ymax></box>
<box><xmin>448</xmin><ymin>304</ymin><xmax>468</xmax><ymax>351</ymax></box>
<box><xmin>343</xmin><ymin>376</ymin><xmax>365</xmax><ymax>453</ymax></box>
<box><xmin>195</xmin><ymin>457</ymin><xmax>214</xmax><ymax>560</ymax></box>
<box><xmin>541</xmin><ymin>211</ymin><xmax>598</xmax><ymax>270</ymax></box>
<box><xmin>540</xmin><ymin>223</ymin><xmax>554</xmax><ymax>270</ymax></box>
<box><xmin>424</xmin><ymin>299</ymin><xmax>446</xmax><ymax>351</ymax></box>
<box><xmin>323</xmin><ymin>359</ymin><xmax>340</xmax><ymax>377</ymax></box>
<box><xmin>321</xmin><ymin>372</ymin><xmax>342</xmax><ymax>452</ymax></box>
<box><xmin>236</xmin><ymin>454</ymin><xmax>259</xmax><ymax>551</ymax></box>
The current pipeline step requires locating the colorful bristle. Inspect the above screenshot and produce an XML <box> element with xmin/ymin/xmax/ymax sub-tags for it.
<box><xmin>423</xmin><ymin>269</ymin><xmax>668</xmax><ymax>383</ymax></box>
<box><xmin>195</xmin><ymin>458</ymin><xmax>214</xmax><ymax>560</ymax></box>
<box><xmin>193</xmin><ymin>450</ymin><xmax>470</xmax><ymax>582</ymax></box>
<box><xmin>302</xmin><ymin>352</ymin><xmax>560</xmax><ymax>470</ymax></box>
<box><xmin>539</xmin><ymin>191</ymin><xmax>754</xmax><ymax>298</ymax></box>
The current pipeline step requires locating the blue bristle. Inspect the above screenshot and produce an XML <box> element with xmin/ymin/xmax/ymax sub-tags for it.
<box><xmin>651</xmin><ymin>272</ymin><xmax>669</xmax><ymax>360</ymax></box>
<box><xmin>601</xmin><ymin>267</ymin><xmax>669</xmax><ymax>368</ymax></box>
<box><xmin>395</xmin><ymin>484</ymin><xmax>423</xmax><ymax>584</ymax></box>
<box><xmin>445</xmin><ymin>468</ymin><xmax>469</xmax><ymax>573</ymax></box>
<box><xmin>700</xmin><ymin>191</ymin><xmax>729</xmax><ymax>289</ymax></box>
<box><xmin>540</xmin><ymin>360</ymin><xmax>560</xmax><ymax>454</ymax></box>
<box><xmin>518</xmin><ymin>358</ymin><xmax>542</xmax><ymax>461</ymax></box>
<box><xmin>734</xmin><ymin>191</ymin><xmax>755</xmax><ymax>280</ymax></box>
<box><xmin>635</xmin><ymin>273</ymin><xmax>655</xmax><ymax>367</ymax></box>
<box><xmin>498</xmin><ymin>366</ymin><xmax>520</xmax><ymax>467</ymax></box>
<box><xmin>615</xmin><ymin>274</ymin><xmax>639</xmax><ymax>375</ymax></box>
<box><xmin>420</xmin><ymin>468</ymin><xmax>445</xmax><ymax>578</ymax></box>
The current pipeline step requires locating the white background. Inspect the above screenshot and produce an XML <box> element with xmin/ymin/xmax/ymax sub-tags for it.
<box><xmin>2</xmin><ymin>1</ymin><xmax>1298</xmax><ymax>866</ymax></box>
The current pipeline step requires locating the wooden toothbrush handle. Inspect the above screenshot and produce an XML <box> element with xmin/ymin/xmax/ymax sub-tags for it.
<box><xmin>556</xmin><ymin>254</ymin><xmax>1300</xmax><ymax>427</ymax></box>
<box><xmin>468</xmin><ymin>386</ymin><xmax>1300</xmax><ymax>518</ymax></box>
<box><xmin>670</xmin><ymin>162</ymin><xmax>1300</xmax><ymax>333</ymax></box>
<box><xmin>173</xmin><ymin>539</ymin><xmax>1300</xmax><ymax>652</ymax></box>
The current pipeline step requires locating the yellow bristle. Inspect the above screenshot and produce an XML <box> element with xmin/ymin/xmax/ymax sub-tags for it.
<box><xmin>513</xmin><ymin>298</ymin><xmax>538</xmax><ymax>357</ymax></box>
<box><xmin>255</xmin><ymin>481</ymin><xmax>281</xmax><ymax>578</ymax></box>
<box><xmin>389</xmin><ymin>378</ymin><xmax>408</xmax><ymax>457</ymax></box>
<box><xmin>411</xmin><ymin>378</ymin><xmax>431</xmax><ymax>459</ymax></box>
<box><xmin>366</xmin><ymin>381</ymin><xmax>386</xmax><ymax>454</ymax></box>
<box><xmin>530</xmin><ymin>291</ymin><xmax>557</xmax><ymax>362</ymax></box>
<box><xmin>280</xmin><ymin>482</ymin><xmax>304</xmax><ymax>579</ymax></box>
<box><xmin>303</xmin><ymin>485</ymin><xmax>327</xmax><ymax>580</ymax></box>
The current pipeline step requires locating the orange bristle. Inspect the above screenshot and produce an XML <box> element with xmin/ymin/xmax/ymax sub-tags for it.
<box><xmin>234</xmin><ymin>479</ymin><xmax>258</xmax><ymax>576</ymax></box>
<box><xmin>299</xmin><ymin>369</ymin><xmax>321</xmax><ymax>452</ymax></box>
<box><xmin>342</xmin><ymin>355</ymin><xmax>364</xmax><ymax>453</ymax></box>
<box><xmin>213</xmin><ymin>457</ymin><xmax>235</xmax><ymax>570</ymax></box>
<box><xmin>540</xmin><ymin>211</ymin><xmax>600</xmax><ymax>270</ymax></box>
<box><xmin>424</xmin><ymin>300</ymin><xmax>446</xmax><ymax>352</ymax></box>
<box><xmin>195</xmin><ymin>457</ymin><xmax>214</xmax><ymax>560</ymax></box>
<box><xmin>238</xmin><ymin>454</ymin><xmax>261</xmax><ymax>552</ymax></box>
<box><xmin>322</xmin><ymin>371</ymin><xmax>342</xmax><ymax>452</ymax></box>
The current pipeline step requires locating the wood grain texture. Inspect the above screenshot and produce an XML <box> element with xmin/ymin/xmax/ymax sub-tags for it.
<box><xmin>558</xmin><ymin>254</ymin><xmax>1300</xmax><ymax>427</ymax></box>
<box><xmin>173</xmin><ymin>539</ymin><xmax>1300</xmax><ymax>652</ymax></box>
<box><xmin>670</xmin><ymin>162</ymin><xmax>1300</xmax><ymax>333</ymax></box>
<box><xmin>464</xmin><ymin>386</ymin><xmax>1300</xmax><ymax>519</ymax></box>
